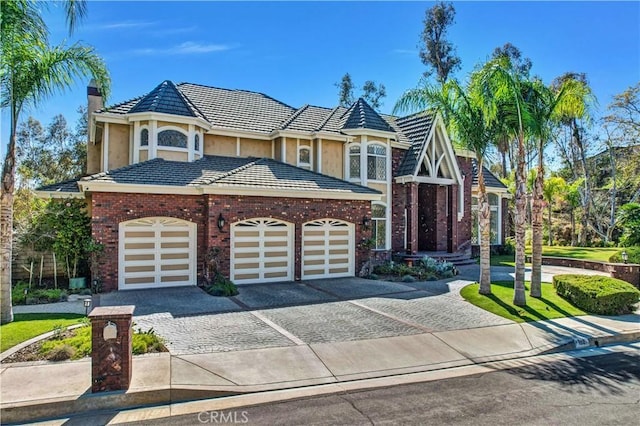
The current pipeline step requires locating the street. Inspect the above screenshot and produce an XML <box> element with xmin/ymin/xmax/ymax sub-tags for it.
<box><xmin>102</xmin><ymin>348</ymin><xmax>640</xmax><ymax>426</ymax></box>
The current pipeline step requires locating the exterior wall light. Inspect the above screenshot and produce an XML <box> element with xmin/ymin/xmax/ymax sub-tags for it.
<box><xmin>217</xmin><ymin>213</ymin><xmax>226</xmax><ymax>231</ymax></box>
<box><xmin>362</xmin><ymin>216</ymin><xmax>371</xmax><ymax>229</ymax></box>
<box><xmin>622</xmin><ymin>250</ymin><xmax>628</xmax><ymax>264</ymax></box>
<box><xmin>84</xmin><ymin>298</ymin><xmax>92</xmax><ymax>316</ymax></box>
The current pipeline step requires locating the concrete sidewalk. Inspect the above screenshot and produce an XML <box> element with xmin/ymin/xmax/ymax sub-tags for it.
<box><xmin>1</xmin><ymin>312</ymin><xmax>638</xmax><ymax>424</ymax></box>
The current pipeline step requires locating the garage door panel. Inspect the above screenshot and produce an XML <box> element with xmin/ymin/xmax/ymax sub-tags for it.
<box><xmin>231</xmin><ymin>218</ymin><xmax>293</xmax><ymax>284</ymax></box>
<box><xmin>119</xmin><ymin>217</ymin><xmax>196</xmax><ymax>290</ymax></box>
<box><xmin>302</xmin><ymin>219</ymin><xmax>354</xmax><ymax>280</ymax></box>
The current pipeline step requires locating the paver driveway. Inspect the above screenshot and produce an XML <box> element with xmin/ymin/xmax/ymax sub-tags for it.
<box><xmin>98</xmin><ymin>277</ymin><xmax>512</xmax><ymax>355</ymax></box>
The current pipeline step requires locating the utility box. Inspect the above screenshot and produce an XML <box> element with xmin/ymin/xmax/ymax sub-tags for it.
<box><xmin>88</xmin><ymin>305</ymin><xmax>135</xmax><ymax>393</ymax></box>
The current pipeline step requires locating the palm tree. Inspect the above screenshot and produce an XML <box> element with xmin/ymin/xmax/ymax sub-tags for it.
<box><xmin>394</xmin><ymin>76</ymin><xmax>497</xmax><ymax>295</ymax></box>
<box><xmin>1</xmin><ymin>0</ymin><xmax>110</xmax><ymax>324</ymax></box>
<box><xmin>526</xmin><ymin>77</ymin><xmax>592</xmax><ymax>298</ymax></box>
<box><xmin>476</xmin><ymin>56</ymin><xmax>530</xmax><ymax>306</ymax></box>
<box><xmin>542</xmin><ymin>176</ymin><xmax>567</xmax><ymax>246</ymax></box>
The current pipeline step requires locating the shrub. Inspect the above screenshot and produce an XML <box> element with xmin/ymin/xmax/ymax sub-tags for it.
<box><xmin>401</xmin><ymin>275</ymin><xmax>416</xmax><ymax>283</ymax></box>
<box><xmin>11</xmin><ymin>282</ymin><xmax>29</xmax><ymax>305</ymax></box>
<box><xmin>46</xmin><ymin>344</ymin><xmax>76</xmax><ymax>361</ymax></box>
<box><xmin>553</xmin><ymin>274</ymin><xmax>640</xmax><ymax>315</ymax></box>
<box><xmin>205</xmin><ymin>274</ymin><xmax>239</xmax><ymax>297</ymax></box>
<box><xmin>132</xmin><ymin>328</ymin><xmax>165</xmax><ymax>354</ymax></box>
<box><xmin>41</xmin><ymin>326</ymin><xmax>91</xmax><ymax>359</ymax></box>
<box><xmin>367</xmin><ymin>273</ymin><xmax>379</xmax><ymax>280</ymax></box>
<box><xmin>609</xmin><ymin>247</ymin><xmax>640</xmax><ymax>265</ymax></box>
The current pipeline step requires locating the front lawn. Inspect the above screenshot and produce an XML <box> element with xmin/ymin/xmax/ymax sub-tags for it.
<box><xmin>1</xmin><ymin>313</ymin><xmax>85</xmax><ymax>352</ymax></box>
<box><xmin>488</xmin><ymin>246</ymin><xmax>628</xmax><ymax>267</ymax></box>
<box><xmin>460</xmin><ymin>281</ymin><xmax>587</xmax><ymax>323</ymax></box>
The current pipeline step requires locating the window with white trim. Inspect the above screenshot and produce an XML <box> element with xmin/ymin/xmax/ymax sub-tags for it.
<box><xmin>367</xmin><ymin>144</ymin><xmax>386</xmax><ymax>180</ymax></box>
<box><xmin>471</xmin><ymin>194</ymin><xmax>500</xmax><ymax>245</ymax></box>
<box><xmin>372</xmin><ymin>203</ymin><xmax>387</xmax><ymax>250</ymax></box>
<box><xmin>298</xmin><ymin>146</ymin><xmax>311</xmax><ymax>169</ymax></box>
<box><xmin>158</xmin><ymin>129</ymin><xmax>187</xmax><ymax>148</ymax></box>
<box><xmin>348</xmin><ymin>145</ymin><xmax>360</xmax><ymax>179</ymax></box>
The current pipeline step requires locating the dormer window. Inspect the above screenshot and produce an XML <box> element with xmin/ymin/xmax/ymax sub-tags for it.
<box><xmin>140</xmin><ymin>128</ymin><xmax>149</xmax><ymax>146</ymax></box>
<box><xmin>158</xmin><ymin>129</ymin><xmax>187</xmax><ymax>148</ymax></box>
<box><xmin>298</xmin><ymin>146</ymin><xmax>311</xmax><ymax>169</ymax></box>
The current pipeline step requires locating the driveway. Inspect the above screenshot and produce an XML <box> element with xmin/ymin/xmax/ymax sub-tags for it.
<box><xmin>98</xmin><ymin>277</ymin><xmax>512</xmax><ymax>355</ymax></box>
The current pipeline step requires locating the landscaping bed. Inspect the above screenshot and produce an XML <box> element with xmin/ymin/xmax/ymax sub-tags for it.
<box><xmin>553</xmin><ymin>274</ymin><xmax>640</xmax><ymax>315</ymax></box>
<box><xmin>2</xmin><ymin>322</ymin><xmax>167</xmax><ymax>363</ymax></box>
<box><xmin>371</xmin><ymin>256</ymin><xmax>457</xmax><ymax>282</ymax></box>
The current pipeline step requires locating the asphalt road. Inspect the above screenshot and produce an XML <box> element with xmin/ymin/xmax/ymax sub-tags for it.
<box><xmin>65</xmin><ymin>349</ymin><xmax>640</xmax><ymax>426</ymax></box>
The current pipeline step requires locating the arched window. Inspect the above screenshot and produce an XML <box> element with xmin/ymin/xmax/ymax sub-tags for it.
<box><xmin>194</xmin><ymin>134</ymin><xmax>200</xmax><ymax>151</ymax></box>
<box><xmin>348</xmin><ymin>145</ymin><xmax>361</xmax><ymax>179</ymax></box>
<box><xmin>158</xmin><ymin>129</ymin><xmax>187</xmax><ymax>148</ymax></box>
<box><xmin>140</xmin><ymin>128</ymin><xmax>149</xmax><ymax>146</ymax></box>
<box><xmin>372</xmin><ymin>203</ymin><xmax>387</xmax><ymax>250</ymax></box>
<box><xmin>298</xmin><ymin>146</ymin><xmax>311</xmax><ymax>169</ymax></box>
<box><xmin>367</xmin><ymin>144</ymin><xmax>386</xmax><ymax>180</ymax></box>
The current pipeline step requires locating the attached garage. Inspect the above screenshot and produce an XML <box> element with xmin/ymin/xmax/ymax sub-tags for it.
<box><xmin>230</xmin><ymin>218</ymin><xmax>294</xmax><ymax>284</ymax></box>
<box><xmin>302</xmin><ymin>219</ymin><xmax>354</xmax><ymax>279</ymax></box>
<box><xmin>119</xmin><ymin>217</ymin><xmax>196</xmax><ymax>290</ymax></box>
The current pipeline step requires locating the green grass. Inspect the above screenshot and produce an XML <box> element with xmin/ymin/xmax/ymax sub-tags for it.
<box><xmin>0</xmin><ymin>313</ymin><xmax>85</xmax><ymax>352</ymax></box>
<box><xmin>460</xmin><ymin>281</ymin><xmax>588</xmax><ymax>323</ymax></box>
<box><xmin>537</xmin><ymin>246</ymin><xmax>621</xmax><ymax>262</ymax></box>
<box><xmin>488</xmin><ymin>246</ymin><xmax>629</xmax><ymax>267</ymax></box>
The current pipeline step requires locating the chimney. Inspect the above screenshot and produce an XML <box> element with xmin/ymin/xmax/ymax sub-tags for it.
<box><xmin>86</xmin><ymin>79</ymin><xmax>104</xmax><ymax>174</ymax></box>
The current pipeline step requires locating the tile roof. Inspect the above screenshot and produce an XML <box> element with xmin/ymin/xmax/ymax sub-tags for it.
<box><xmin>129</xmin><ymin>80</ymin><xmax>202</xmax><ymax>118</ymax></box>
<box><xmin>339</xmin><ymin>98</ymin><xmax>395</xmax><ymax>133</ymax></box>
<box><xmin>177</xmin><ymin>83</ymin><xmax>295</xmax><ymax>133</ymax></box>
<box><xmin>394</xmin><ymin>111</ymin><xmax>437</xmax><ymax>177</ymax></box>
<box><xmin>472</xmin><ymin>159</ymin><xmax>507</xmax><ymax>189</ymax></box>
<box><xmin>79</xmin><ymin>155</ymin><xmax>380</xmax><ymax>195</ymax></box>
<box><xmin>37</xmin><ymin>178</ymin><xmax>81</xmax><ymax>193</ymax></box>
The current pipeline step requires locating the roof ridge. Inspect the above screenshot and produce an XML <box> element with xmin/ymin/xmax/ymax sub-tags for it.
<box><xmin>279</xmin><ymin>104</ymin><xmax>309</xmax><ymax>129</ymax></box>
<box><xmin>172</xmin><ymin>83</ymin><xmax>208</xmax><ymax>119</ymax></box>
<box><xmin>315</xmin><ymin>106</ymin><xmax>342</xmax><ymax>132</ymax></box>
<box><xmin>177</xmin><ymin>81</ymin><xmax>295</xmax><ymax>111</ymax></box>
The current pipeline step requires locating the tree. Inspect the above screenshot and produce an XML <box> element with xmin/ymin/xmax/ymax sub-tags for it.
<box><xmin>542</xmin><ymin>176</ymin><xmax>567</xmax><ymax>246</ymax></box>
<box><xmin>336</xmin><ymin>74</ymin><xmax>387</xmax><ymax>110</ymax></box>
<box><xmin>394</xmin><ymin>75</ymin><xmax>497</xmax><ymax>295</ymax></box>
<box><xmin>418</xmin><ymin>1</ymin><xmax>461</xmax><ymax>83</ymax></box>
<box><xmin>1</xmin><ymin>0</ymin><xmax>110</xmax><ymax>324</ymax></box>
<box><xmin>552</xmin><ymin>72</ymin><xmax>595</xmax><ymax>246</ymax></box>
<box><xmin>336</xmin><ymin>73</ymin><xmax>355</xmax><ymax>107</ymax></box>
<box><xmin>477</xmin><ymin>55</ymin><xmax>530</xmax><ymax>306</ymax></box>
<box><xmin>526</xmin><ymin>76</ymin><xmax>592</xmax><ymax>297</ymax></box>
<box><xmin>618</xmin><ymin>203</ymin><xmax>640</xmax><ymax>247</ymax></box>
<box><xmin>362</xmin><ymin>80</ymin><xmax>387</xmax><ymax>110</ymax></box>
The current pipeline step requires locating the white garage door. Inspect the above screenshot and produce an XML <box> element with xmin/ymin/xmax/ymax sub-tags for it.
<box><xmin>119</xmin><ymin>217</ymin><xmax>196</xmax><ymax>290</ymax></box>
<box><xmin>231</xmin><ymin>218</ymin><xmax>294</xmax><ymax>284</ymax></box>
<box><xmin>302</xmin><ymin>219</ymin><xmax>354</xmax><ymax>279</ymax></box>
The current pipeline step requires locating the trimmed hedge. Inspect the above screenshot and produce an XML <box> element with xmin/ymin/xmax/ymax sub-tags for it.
<box><xmin>609</xmin><ymin>247</ymin><xmax>640</xmax><ymax>265</ymax></box>
<box><xmin>553</xmin><ymin>274</ymin><xmax>640</xmax><ymax>315</ymax></box>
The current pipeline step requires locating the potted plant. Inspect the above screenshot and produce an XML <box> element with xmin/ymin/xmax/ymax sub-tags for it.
<box><xmin>48</xmin><ymin>199</ymin><xmax>93</xmax><ymax>289</ymax></box>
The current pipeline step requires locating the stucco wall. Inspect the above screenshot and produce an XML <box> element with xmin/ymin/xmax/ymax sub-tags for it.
<box><xmin>107</xmin><ymin>123</ymin><xmax>130</xmax><ymax>170</ymax></box>
<box><xmin>204</xmin><ymin>134</ymin><xmax>236</xmax><ymax>157</ymax></box>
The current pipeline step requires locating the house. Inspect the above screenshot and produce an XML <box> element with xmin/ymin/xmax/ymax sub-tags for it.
<box><xmin>38</xmin><ymin>80</ymin><xmax>508</xmax><ymax>291</ymax></box>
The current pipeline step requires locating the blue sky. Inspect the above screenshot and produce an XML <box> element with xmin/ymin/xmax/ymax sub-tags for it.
<box><xmin>2</xmin><ymin>1</ymin><xmax>639</xmax><ymax>156</ymax></box>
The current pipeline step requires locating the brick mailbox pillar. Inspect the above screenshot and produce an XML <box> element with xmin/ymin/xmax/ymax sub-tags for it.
<box><xmin>88</xmin><ymin>305</ymin><xmax>135</xmax><ymax>393</ymax></box>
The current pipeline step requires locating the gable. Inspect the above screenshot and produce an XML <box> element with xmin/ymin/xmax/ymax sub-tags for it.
<box><xmin>395</xmin><ymin>113</ymin><xmax>463</xmax><ymax>186</ymax></box>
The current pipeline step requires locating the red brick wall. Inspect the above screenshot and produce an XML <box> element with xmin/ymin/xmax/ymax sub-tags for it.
<box><xmin>91</xmin><ymin>191</ymin><xmax>371</xmax><ymax>291</ymax></box>
<box><xmin>205</xmin><ymin>194</ymin><xmax>371</xmax><ymax>280</ymax></box>
<box><xmin>91</xmin><ymin>192</ymin><xmax>207</xmax><ymax>292</ymax></box>
<box><xmin>391</xmin><ymin>148</ymin><xmax>408</xmax><ymax>252</ymax></box>
<box><xmin>456</xmin><ymin>156</ymin><xmax>473</xmax><ymax>248</ymax></box>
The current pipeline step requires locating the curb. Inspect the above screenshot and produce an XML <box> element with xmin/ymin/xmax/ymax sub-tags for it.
<box><xmin>2</xmin><ymin>332</ymin><xmax>638</xmax><ymax>424</ymax></box>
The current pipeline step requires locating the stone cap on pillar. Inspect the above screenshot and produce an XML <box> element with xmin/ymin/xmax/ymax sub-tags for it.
<box><xmin>88</xmin><ymin>306</ymin><xmax>135</xmax><ymax>319</ymax></box>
